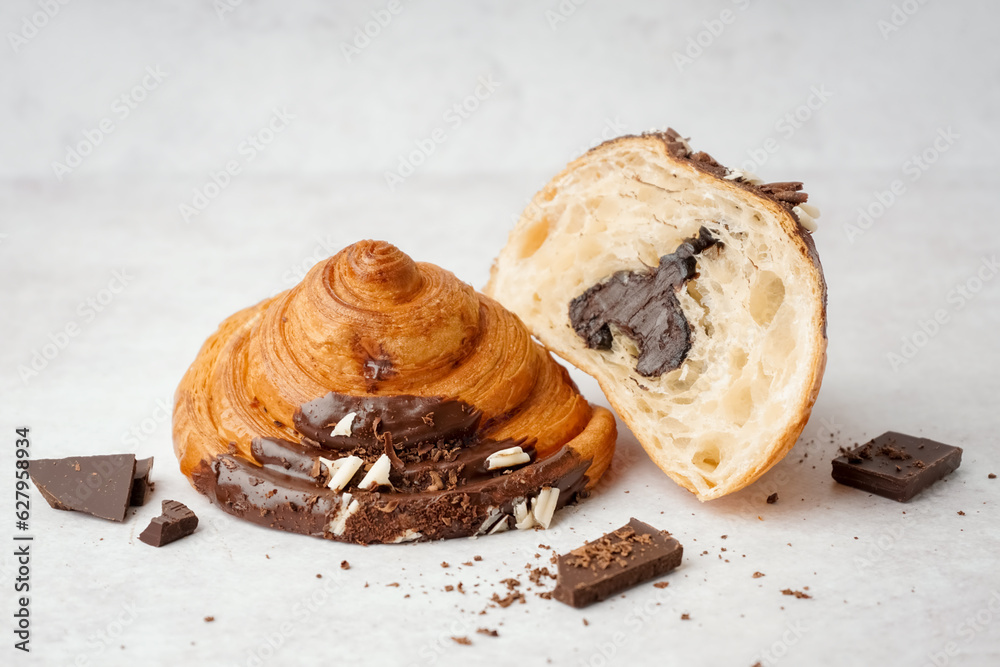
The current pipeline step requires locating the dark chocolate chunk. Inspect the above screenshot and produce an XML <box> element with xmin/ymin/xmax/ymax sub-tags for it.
<box><xmin>29</xmin><ymin>454</ymin><xmax>137</xmax><ymax>522</ymax></box>
<box><xmin>130</xmin><ymin>457</ymin><xmax>155</xmax><ymax>506</ymax></box>
<box><xmin>568</xmin><ymin>227</ymin><xmax>718</xmax><ymax>377</ymax></box>
<box><xmin>831</xmin><ymin>432</ymin><xmax>962</xmax><ymax>502</ymax></box>
<box><xmin>766</xmin><ymin>492</ymin><xmax>778</xmax><ymax>504</ymax></box>
<box><xmin>552</xmin><ymin>518</ymin><xmax>683</xmax><ymax>608</ymax></box>
<box><xmin>138</xmin><ymin>499</ymin><xmax>199</xmax><ymax>547</ymax></box>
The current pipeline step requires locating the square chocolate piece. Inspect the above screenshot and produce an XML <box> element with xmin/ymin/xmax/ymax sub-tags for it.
<box><xmin>29</xmin><ymin>454</ymin><xmax>137</xmax><ymax>522</ymax></box>
<box><xmin>139</xmin><ymin>500</ymin><xmax>199</xmax><ymax>547</ymax></box>
<box><xmin>831</xmin><ymin>431</ymin><xmax>962</xmax><ymax>502</ymax></box>
<box><xmin>553</xmin><ymin>518</ymin><xmax>683</xmax><ymax>608</ymax></box>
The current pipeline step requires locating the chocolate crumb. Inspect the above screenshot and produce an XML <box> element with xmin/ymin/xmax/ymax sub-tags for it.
<box><xmin>781</xmin><ymin>588</ymin><xmax>811</xmax><ymax>599</ymax></box>
<box><xmin>958</xmin><ymin>511</ymin><xmax>966</xmax><ymax>516</ymax></box>
<box><xmin>474</xmin><ymin>555</ymin><xmax>483</xmax><ymax>561</ymax></box>
<box><xmin>989</xmin><ymin>473</ymin><xmax>996</xmax><ymax>479</ymax></box>
<box><xmin>753</xmin><ymin>572</ymin><xmax>766</xmax><ymax>578</ymax></box>
<box><xmin>341</xmin><ymin>560</ymin><xmax>350</xmax><ymax>570</ymax></box>
<box><xmin>653</xmin><ymin>582</ymin><xmax>670</xmax><ymax>589</ymax></box>
<box><xmin>445</xmin><ymin>585</ymin><xmax>455</xmax><ymax>592</ymax></box>
<box><xmin>583</xmin><ymin>618</ymin><xmax>589</xmax><ymax>626</ymax></box>
<box><xmin>441</xmin><ymin>561</ymin><xmax>450</xmax><ymax>568</ymax></box>
<box><xmin>204</xmin><ymin>616</ymin><xmax>214</xmax><ymax>622</ymax></box>
<box><xmin>766</xmin><ymin>493</ymin><xmax>778</xmax><ymax>504</ymax></box>
<box><xmin>386</xmin><ymin>582</ymin><xmax>400</xmax><ymax>587</ymax></box>
<box><xmin>476</xmin><ymin>628</ymin><xmax>498</xmax><ymax>637</ymax></box>
<box><xmin>491</xmin><ymin>591</ymin><xmax>525</xmax><ymax>607</ymax></box>
<box><xmin>680</xmin><ymin>613</ymin><xmax>690</xmax><ymax>620</ymax></box>
<box><xmin>315</xmin><ymin>574</ymin><xmax>322</xmax><ymax>579</ymax></box>
<box><xmin>451</xmin><ymin>636</ymin><xmax>472</xmax><ymax>646</ymax></box>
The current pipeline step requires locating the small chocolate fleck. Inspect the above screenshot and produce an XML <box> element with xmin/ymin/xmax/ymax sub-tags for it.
<box><xmin>340</xmin><ymin>560</ymin><xmax>350</xmax><ymax>570</ymax></box>
<box><xmin>451</xmin><ymin>636</ymin><xmax>472</xmax><ymax>646</ymax></box>
<box><xmin>766</xmin><ymin>493</ymin><xmax>778</xmax><ymax>504</ymax></box>
<box><xmin>781</xmin><ymin>588</ymin><xmax>811</xmax><ymax>599</ymax></box>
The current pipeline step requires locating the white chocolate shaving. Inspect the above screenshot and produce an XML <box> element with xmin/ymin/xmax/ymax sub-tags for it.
<box><xmin>329</xmin><ymin>493</ymin><xmax>358</xmax><ymax>536</ymax></box>
<box><xmin>319</xmin><ymin>455</ymin><xmax>363</xmax><ymax>492</ymax></box>
<box><xmin>358</xmin><ymin>454</ymin><xmax>392</xmax><ymax>490</ymax></box>
<box><xmin>724</xmin><ymin>168</ymin><xmax>764</xmax><ymax>185</ymax></box>
<box><xmin>391</xmin><ymin>529</ymin><xmax>422</xmax><ymax>543</ymax></box>
<box><xmin>485</xmin><ymin>446</ymin><xmax>530</xmax><ymax>471</ymax></box>
<box><xmin>531</xmin><ymin>487</ymin><xmax>560</xmax><ymax>529</ymax></box>
<box><xmin>514</xmin><ymin>498</ymin><xmax>535</xmax><ymax>530</ymax></box>
<box><xmin>792</xmin><ymin>205</ymin><xmax>819</xmax><ymax>232</ymax></box>
<box><xmin>330</xmin><ymin>412</ymin><xmax>356</xmax><ymax>437</ymax></box>
<box><xmin>488</xmin><ymin>517</ymin><xmax>510</xmax><ymax>535</ymax></box>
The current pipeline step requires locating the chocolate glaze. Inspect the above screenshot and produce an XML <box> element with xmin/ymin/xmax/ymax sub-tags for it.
<box><xmin>295</xmin><ymin>393</ymin><xmax>482</xmax><ymax>454</ymax></box>
<box><xmin>194</xmin><ymin>393</ymin><xmax>590</xmax><ymax>544</ymax></box>
<box><xmin>568</xmin><ymin>227</ymin><xmax>717</xmax><ymax>377</ymax></box>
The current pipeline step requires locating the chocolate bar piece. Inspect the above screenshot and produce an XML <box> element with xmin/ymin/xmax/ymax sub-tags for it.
<box><xmin>139</xmin><ymin>500</ymin><xmax>199</xmax><ymax>547</ymax></box>
<box><xmin>29</xmin><ymin>454</ymin><xmax>137</xmax><ymax>522</ymax></box>
<box><xmin>130</xmin><ymin>457</ymin><xmax>155</xmax><ymax>506</ymax></box>
<box><xmin>832</xmin><ymin>431</ymin><xmax>962</xmax><ymax>502</ymax></box>
<box><xmin>553</xmin><ymin>518</ymin><xmax>683</xmax><ymax>608</ymax></box>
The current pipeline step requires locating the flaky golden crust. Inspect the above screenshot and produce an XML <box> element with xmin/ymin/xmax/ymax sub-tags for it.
<box><xmin>174</xmin><ymin>241</ymin><xmax>616</xmax><ymax>495</ymax></box>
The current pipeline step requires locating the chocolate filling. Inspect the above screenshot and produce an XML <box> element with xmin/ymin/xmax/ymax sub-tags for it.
<box><xmin>194</xmin><ymin>393</ymin><xmax>590</xmax><ymax>544</ymax></box>
<box><xmin>568</xmin><ymin>226</ymin><xmax>717</xmax><ymax>377</ymax></box>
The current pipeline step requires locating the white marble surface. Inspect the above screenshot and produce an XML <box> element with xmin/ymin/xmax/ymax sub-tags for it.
<box><xmin>2</xmin><ymin>1</ymin><xmax>999</xmax><ymax>666</ymax></box>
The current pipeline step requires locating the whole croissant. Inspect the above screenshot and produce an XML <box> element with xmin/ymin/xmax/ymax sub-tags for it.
<box><xmin>173</xmin><ymin>240</ymin><xmax>616</xmax><ymax>544</ymax></box>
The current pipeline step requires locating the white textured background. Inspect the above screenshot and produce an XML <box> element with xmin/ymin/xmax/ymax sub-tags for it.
<box><xmin>1</xmin><ymin>1</ymin><xmax>999</xmax><ymax>666</ymax></box>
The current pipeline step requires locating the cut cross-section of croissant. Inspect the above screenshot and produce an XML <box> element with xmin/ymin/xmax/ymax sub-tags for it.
<box><xmin>173</xmin><ymin>240</ymin><xmax>616</xmax><ymax>543</ymax></box>
<box><xmin>486</xmin><ymin>130</ymin><xmax>827</xmax><ymax>501</ymax></box>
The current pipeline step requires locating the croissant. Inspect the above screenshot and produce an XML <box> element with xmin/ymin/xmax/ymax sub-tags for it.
<box><xmin>173</xmin><ymin>240</ymin><xmax>616</xmax><ymax>544</ymax></box>
<box><xmin>486</xmin><ymin>130</ymin><xmax>827</xmax><ymax>501</ymax></box>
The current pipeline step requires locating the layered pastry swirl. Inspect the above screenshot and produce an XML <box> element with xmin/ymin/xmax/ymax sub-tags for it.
<box><xmin>173</xmin><ymin>241</ymin><xmax>616</xmax><ymax>544</ymax></box>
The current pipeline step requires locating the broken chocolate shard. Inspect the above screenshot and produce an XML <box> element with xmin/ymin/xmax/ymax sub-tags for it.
<box><xmin>831</xmin><ymin>432</ymin><xmax>962</xmax><ymax>502</ymax></box>
<box><xmin>29</xmin><ymin>454</ymin><xmax>137</xmax><ymax>522</ymax></box>
<box><xmin>130</xmin><ymin>457</ymin><xmax>155</xmax><ymax>506</ymax></box>
<box><xmin>568</xmin><ymin>227</ymin><xmax>718</xmax><ymax>377</ymax></box>
<box><xmin>552</xmin><ymin>518</ymin><xmax>683</xmax><ymax>608</ymax></box>
<box><xmin>139</xmin><ymin>499</ymin><xmax>199</xmax><ymax>547</ymax></box>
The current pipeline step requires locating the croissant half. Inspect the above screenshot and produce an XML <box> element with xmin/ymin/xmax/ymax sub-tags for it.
<box><xmin>486</xmin><ymin>130</ymin><xmax>827</xmax><ymax>501</ymax></box>
<box><xmin>173</xmin><ymin>241</ymin><xmax>616</xmax><ymax>544</ymax></box>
